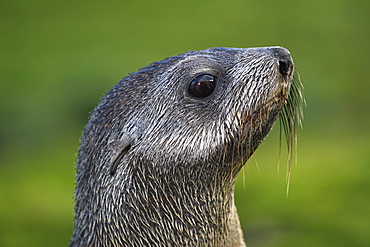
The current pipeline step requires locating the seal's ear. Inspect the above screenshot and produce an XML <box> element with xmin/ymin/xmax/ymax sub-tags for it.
<box><xmin>109</xmin><ymin>134</ymin><xmax>132</xmax><ymax>175</ymax></box>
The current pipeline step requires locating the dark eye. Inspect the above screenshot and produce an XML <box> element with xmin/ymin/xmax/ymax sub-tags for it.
<box><xmin>188</xmin><ymin>74</ymin><xmax>217</xmax><ymax>98</ymax></box>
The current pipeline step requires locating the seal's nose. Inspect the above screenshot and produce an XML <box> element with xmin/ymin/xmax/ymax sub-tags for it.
<box><xmin>278</xmin><ymin>58</ymin><xmax>292</xmax><ymax>77</ymax></box>
<box><xmin>269</xmin><ymin>47</ymin><xmax>293</xmax><ymax>78</ymax></box>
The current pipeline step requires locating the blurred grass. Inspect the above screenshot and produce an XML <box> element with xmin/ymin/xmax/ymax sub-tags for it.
<box><xmin>0</xmin><ymin>0</ymin><xmax>369</xmax><ymax>246</ymax></box>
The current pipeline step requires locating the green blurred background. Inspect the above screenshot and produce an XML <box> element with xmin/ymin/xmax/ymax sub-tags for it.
<box><xmin>0</xmin><ymin>0</ymin><xmax>369</xmax><ymax>246</ymax></box>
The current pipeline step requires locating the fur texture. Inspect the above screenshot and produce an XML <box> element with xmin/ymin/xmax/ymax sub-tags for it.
<box><xmin>70</xmin><ymin>47</ymin><xmax>296</xmax><ymax>246</ymax></box>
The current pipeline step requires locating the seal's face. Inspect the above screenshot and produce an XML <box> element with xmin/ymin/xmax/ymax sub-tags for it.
<box><xmin>115</xmin><ymin>47</ymin><xmax>295</xmax><ymax>173</ymax></box>
<box><xmin>82</xmin><ymin>47</ymin><xmax>298</xmax><ymax>178</ymax></box>
<box><xmin>80</xmin><ymin>47</ymin><xmax>299</xmax><ymax>179</ymax></box>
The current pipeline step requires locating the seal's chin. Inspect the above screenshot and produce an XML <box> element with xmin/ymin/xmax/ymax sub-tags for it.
<box><xmin>233</xmin><ymin>74</ymin><xmax>295</xmax><ymax>165</ymax></box>
<box><xmin>233</xmin><ymin>71</ymin><xmax>304</xmax><ymax>183</ymax></box>
<box><xmin>231</xmin><ymin>96</ymin><xmax>283</xmax><ymax>165</ymax></box>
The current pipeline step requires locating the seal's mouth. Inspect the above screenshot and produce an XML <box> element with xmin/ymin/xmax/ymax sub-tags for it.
<box><xmin>279</xmin><ymin>71</ymin><xmax>305</xmax><ymax>194</ymax></box>
<box><xmin>237</xmin><ymin>70</ymin><xmax>304</xmax><ymax>194</ymax></box>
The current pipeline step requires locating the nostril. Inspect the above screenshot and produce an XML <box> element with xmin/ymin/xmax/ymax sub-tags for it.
<box><xmin>278</xmin><ymin>59</ymin><xmax>291</xmax><ymax>77</ymax></box>
<box><xmin>269</xmin><ymin>47</ymin><xmax>293</xmax><ymax>77</ymax></box>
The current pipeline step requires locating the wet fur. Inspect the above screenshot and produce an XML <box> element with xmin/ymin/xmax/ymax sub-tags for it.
<box><xmin>70</xmin><ymin>47</ymin><xmax>303</xmax><ymax>246</ymax></box>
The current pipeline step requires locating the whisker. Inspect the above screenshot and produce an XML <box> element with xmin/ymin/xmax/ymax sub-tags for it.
<box><xmin>279</xmin><ymin>70</ymin><xmax>305</xmax><ymax>196</ymax></box>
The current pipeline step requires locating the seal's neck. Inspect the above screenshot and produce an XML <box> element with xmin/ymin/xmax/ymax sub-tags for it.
<box><xmin>71</xmin><ymin>163</ymin><xmax>246</xmax><ymax>246</ymax></box>
<box><xmin>119</xmin><ymin>169</ymin><xmax>246</xmax><ymax>246</ymax></box>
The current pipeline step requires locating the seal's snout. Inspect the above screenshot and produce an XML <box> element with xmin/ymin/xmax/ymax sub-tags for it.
<box><xmin>270</xmin><ymin>47</ymin><xmax>293</xmax><ymax>78</ymax></box>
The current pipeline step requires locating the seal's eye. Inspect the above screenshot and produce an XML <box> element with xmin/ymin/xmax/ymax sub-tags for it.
<box><xmin>188</xmin><ymin>74</ymin><xmax>217</xmax><ymax>98</ymax></box>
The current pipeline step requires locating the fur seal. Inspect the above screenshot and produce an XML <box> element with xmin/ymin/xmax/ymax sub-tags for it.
<box><xmin>70</xmin><ymin>46</ymin><xmax>304</xmax><ymax>246</ymax></box>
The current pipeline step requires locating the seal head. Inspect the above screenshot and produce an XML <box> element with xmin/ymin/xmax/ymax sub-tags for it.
<box><xmin>71</xmin><ymin>46</ymin><xmax>299</xmax><ymax>246</ymax></box>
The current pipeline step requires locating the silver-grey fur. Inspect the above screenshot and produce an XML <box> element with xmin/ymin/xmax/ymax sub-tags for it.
<box><xmin>70</xmin><ymin>47</ymin><xmax>297</xmax><ymax>247</ymax></box>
